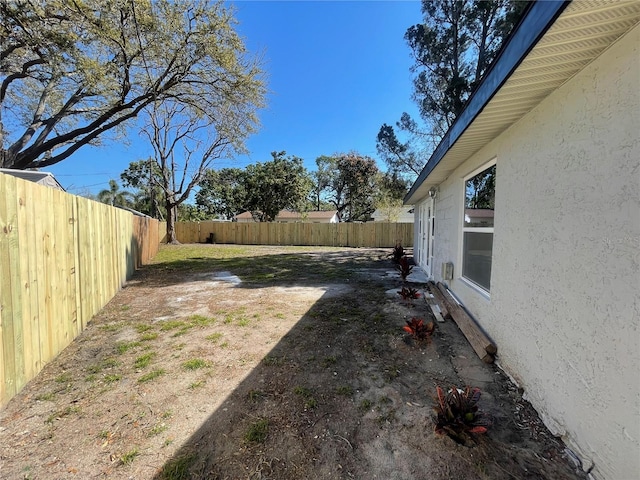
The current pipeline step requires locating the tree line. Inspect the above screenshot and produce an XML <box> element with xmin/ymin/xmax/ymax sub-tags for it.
<box><xmin>97</xmin><ymin>149</ymin><xmax>410</xmax><ymax>226</ymax></box>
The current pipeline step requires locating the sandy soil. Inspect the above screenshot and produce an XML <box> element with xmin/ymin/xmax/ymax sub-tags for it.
<box><xmin>0</xmin><ymin>245</ymin><xmax>587</xmax><ymax>480</ymax></box>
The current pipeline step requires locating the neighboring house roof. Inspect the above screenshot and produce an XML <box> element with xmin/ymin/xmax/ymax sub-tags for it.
<box><xmin>464</xmin><ymin>208</ymin><xmax>494</xmax><ymax>225</ymax></box>
<box><xmin>465</xmin><ymin>208</ymin><xmax>494</xmax><ymax>218</ymax></box>
<box><xmin>0</xmin><ymin>168</ymin><xmax>66</xmax><ymax>191</ymax></box>
<box><xmin>276</xmin><ymin>210</ymin><xmax>339</xmax><ymax>221</ymax></box>
<box><xmin>235</xmin><ymin>210</ymin><xmax>340</xmax><ymax>221</ymax></box>
<box><xmin>406</xmin><ymin>1</ymin><xmax>640</xmax><ymax>204</ymax></box>
<box><xmin>235</xmin><ymin>211</ymin><xmax>253</xmax><ymax>220</ymax></box>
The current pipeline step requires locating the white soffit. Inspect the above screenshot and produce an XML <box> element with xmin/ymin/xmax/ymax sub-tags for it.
<box><xmin>409</xmin><ymin>0</ymin><xmax>640</xmax><ymax>204</ymax></box>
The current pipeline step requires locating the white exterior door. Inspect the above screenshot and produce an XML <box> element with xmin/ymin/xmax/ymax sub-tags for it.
<box><xmin>426</xmin><ymin>198</ymin><xmax>435</xmax><ymax>278</ymax></box>
<box><xmin>416</xmin><ymin>204</ymin><xmax>424</xmax><ymax>267</ymax></box>
<box><xmin>418</xmin><ymin>198</ymin><xmax>435</xmax><ymax>278</ymax></box>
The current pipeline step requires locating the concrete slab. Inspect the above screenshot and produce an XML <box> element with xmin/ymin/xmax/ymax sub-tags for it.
<box><xmin>406</xmin><ymin>269</ymin><xmax>429</xmax><ymax>283</ymax></box>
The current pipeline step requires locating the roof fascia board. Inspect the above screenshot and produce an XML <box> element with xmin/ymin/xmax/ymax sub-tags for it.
<box><xmin>405</xmin><ymin>0</ymin><xmax>570</xmax><ymax>203</ymax></box>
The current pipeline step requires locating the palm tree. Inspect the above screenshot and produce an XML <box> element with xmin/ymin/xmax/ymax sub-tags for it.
<box><xmin>97</xmin><ymin>180</ymin><xmax>133</xmax><ymax>207</ymax></box>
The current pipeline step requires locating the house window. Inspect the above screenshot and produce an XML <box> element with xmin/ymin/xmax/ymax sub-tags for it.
<box><xmin>462</xmin><ymin>162</ymin><xmax>495</xmax><ymax>292</ymax></box>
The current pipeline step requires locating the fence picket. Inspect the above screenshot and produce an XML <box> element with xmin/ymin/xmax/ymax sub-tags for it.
<box><xmin>167</xmin><ymin>221</ymin><xmax>413</xmax><ymax>248</ymax></box>
<box><xmin>0</xmin><ymin>175</ymin><xmax>19</xmax><ymax>403</ymax></box>
<box><xmin>0</xmin><ymin>172</ymin><xmax>159</xmax><ymax>408</ymax></box>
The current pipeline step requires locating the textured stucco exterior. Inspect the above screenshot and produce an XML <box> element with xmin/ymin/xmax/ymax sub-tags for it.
<box><xmin>415</xmin><ymin>25</ymin><xmax>639</xmax><ymax>480</ymax></box>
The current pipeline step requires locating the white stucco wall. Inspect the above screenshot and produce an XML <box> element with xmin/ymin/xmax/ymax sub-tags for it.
<box><xmin>420</xmin><ymin>25</ymin><xmax>639</xmax><ymax>480</ymax></box>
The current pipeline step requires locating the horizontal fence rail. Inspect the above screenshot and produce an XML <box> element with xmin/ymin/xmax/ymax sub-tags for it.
<box><xmin>163</xmin><ymin>221</ymin><xmax>413</xmax><ymax>248</ymax></box>
<box><xmin>0</xmin><ymin>173</ymin><xmax>159</xmax><ymax>407</ymax></box>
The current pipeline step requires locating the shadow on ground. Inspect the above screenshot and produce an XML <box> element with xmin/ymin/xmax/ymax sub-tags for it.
<box><xmin>145</xmin><ymin>246</ymin><xmax>585</xmax><ymax>480</ymax></box>
<box><xmin>0</xmin><ymin>245</ymin><xmax>586</xmax><ymax>480</ymax></box>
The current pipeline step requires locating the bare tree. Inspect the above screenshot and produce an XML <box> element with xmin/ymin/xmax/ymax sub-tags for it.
<box><xmin>142</xmin><ymin>99</ymin><xmax>240</xmax><ymax>244</ymax></box>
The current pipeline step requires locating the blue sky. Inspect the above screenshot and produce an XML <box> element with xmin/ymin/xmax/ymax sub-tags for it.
<box><xmin>48</xmin><ymin>1</ymin><xmax>423</xmax><ymax>195</ymax></box>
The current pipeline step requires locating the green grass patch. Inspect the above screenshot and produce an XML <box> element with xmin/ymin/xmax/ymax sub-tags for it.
<box><xmin>154</xmin><ymin>245</ymin><xmax>249</xmax><ymax>264</ymax></box>
<box><xmin>87</xmin><ymin>358</ymin><xmax>120</xmax><ymax>374</ymax></box>
<box><xmin>99</xmin><ymin>323</ymin><xmax>123</xmax><ymax>333</ymax></box>
<box><xmin>360</xmin><ymin>342</ymin><xmax>375</xmax><ymax>355</ymax></box>
<box><xmin>140</xmin><ymin>332</ymin><xmax>159</xmax><ymax>341</ymax></box>
<box><xmin>103</xmin><ymin>358</ymin><xmax>119</xmax><ymax>368</ymax></box>
<box><xmin>35</xmin><ymin>392</ymin><xmax>56</xmax><ymax>401</ymax></box>
<box><xmin>205</xmin><ymin>332</ymin><xmax>223</xmax><ymax>343</ymax></box>
<box><xmin>236</xmin><ymin>317</ymin><xmax>250</xmax><ymax>327</ymax></box>
<box><xmin>46</xmin><ymin>406</ymin><xmax>81</xmax><ymax>424</ymax></box>
<box><xmin>150</xmin><ymin>245</ymin><xmax>360</xmax><ymax>288</ymax></box>
<box><xmin>138</xmin><ymin>369</ymin><xmax>165</xmax><ymax>383</ymax></box>
<box><xmin>159</xmin><ymin>320</ymin><xmax>188</xmax><ymax>331</ymax></box>
<box><xmin>120</xmin><ymin>448</ymin><xmax>139</xmax><ymax>465</ymax></box>
<box><xmin>321</xmin><ymin>356</ymin><xmax>337</xmax><ymax>368</ymax></box>
<box><xmin>247</xmin><ymin>389</ymin><xmax>265</xmax><ymax>401</ymax></box>
<box><xmin>245</xmin><ymin>418</ymin><xmax>269</xmax><ymax>443</ymax></box>
<box><xmin>182</xmin><ymin>359</ymin><xmax>208</xmax><ymax>370</ymax></box>
<box><xmin>149</xmin><ymin>423</ymin><xmax>169</xmax><ymax>436</ymax></box>
<box><xmin>262</xmin><ymin>355</ymin><xmax>286</xmax><ymax>366</ymax></box>
<box><xmin>376</xmin><ymin>409</ymin><xmax>396</xmax><ymax>425</ymax></box>
<box><xmin>336</xmin><ymin>385</ymin><xmax>353</xmax><ymax>396</ymax></box>
<box><xmin>135</xmin><ymin>324</ymin><xmax>153</xmax><ymax>333</ymax></box>
<box><xmin>187</xmin><ymin>314</ymin><xmax>216</xmax><ymax>327</ymax></box>
<box><xmin>115</xmin><ymin>341</ymin><xmax>141</xmax><ymax>355</ymax></box>
<box><xmin>359</xmin><ymin>399</ymin><xmax>373</xmax><ymax>411</ymax></box>
<box><xmin>293</xmin><ymin>386</ymin><xmax>312</xmax><ymax>397</ymax></box>
<box><xmin>103</xmin><ymin>374</ymin><xmax>121</xmax><ymax>383</ymax></box>
<box><xmin>218</xmin><ymin>308</ymin><xmax>252</xmax><ymax>326</ymax></box>
<box><xmin>134</xmin><ymin>352</ymin><xmax>155</xmax><ymax>369</ymax></box>
<box><xmin>158</xmin><ymin>453</ymin><xmax>197</xmax><ymax>480</ymax></box>
<box><xmin>188</xmin><ymin>380</ymin><xmax>205</xmax><ymax>389</ymax></box>
<box><xmin>159</xmin><ymin>316</ymin><xmax>217</xmax><ymax>337</ymax></box>
<box><xmin>54</xmin><ymin>373</ymin><xmax>72</xmax><ymax>383</ymax></box>
<box><xmin>294</xmin><ymin>386</ymin><xmax>318</xmax><ymax>409</ymax></box>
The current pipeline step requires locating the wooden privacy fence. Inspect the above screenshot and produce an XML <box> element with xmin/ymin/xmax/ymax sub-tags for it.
<box><xmin>168</xmin><ymin>221</ymin><xmax>413</xmax><ymax>248</ymax></box>
<box><xmin>0</xmin><ymin>173</ymin><xmax>159</xmax><ymax>407</ymax></box>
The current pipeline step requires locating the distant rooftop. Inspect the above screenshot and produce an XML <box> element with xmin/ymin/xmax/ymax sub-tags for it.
<box><xmin>0</xmin><ymin>168</ymin><xmax>65</xmax><ymax>191</ymax></box>
<box><xmin>236</xmin><ymin>210</ymin><xmax>339</xmax><ymax>221</ymax></box>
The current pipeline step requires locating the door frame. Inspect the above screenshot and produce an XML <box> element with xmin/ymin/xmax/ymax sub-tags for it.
<box><xmin>426</xmin><ymin>197</ymin><xmax>435</xmax><ymax>278</ymax></box>
<box><xmin>419</xmin><ymin>197</ymin><xmax>435</xmax><ymax>278</ymax></box>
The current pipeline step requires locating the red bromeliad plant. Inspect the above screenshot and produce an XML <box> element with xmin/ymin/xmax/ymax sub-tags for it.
<box><xmin>395</xmin><ymin>256</ymin><xmax>413</xmax><ymax>281</ymax></box>
<box><xmin>433</xmin><ymin>386</ymin><xmax>491</xmax><ymax>443</ymax></box>
<box><xmin>403</xmin><ymin>318</ymin><xmax>435</xmax><ymax>340</ymax></box>
<box><xmin>398</xmin><ymin>286</ymin><xmax>421</xmax><ymax>300</ymax></box>
<box><xmin>392</xmin><ymin>243</ymin><xmax>405</xmax><ymax>264</ymax></box>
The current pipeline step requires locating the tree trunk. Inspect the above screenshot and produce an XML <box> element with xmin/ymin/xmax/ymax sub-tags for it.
<box><xmin>165</xmin><ymin>199</ymin><xmax>180</xmax><ymax>244</ymax></box>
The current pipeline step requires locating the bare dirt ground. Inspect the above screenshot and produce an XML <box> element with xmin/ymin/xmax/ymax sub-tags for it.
<box><xmin>0</xmin><ymin>245</ymin><xmax>587</xmax><ymax>480</ymax></box>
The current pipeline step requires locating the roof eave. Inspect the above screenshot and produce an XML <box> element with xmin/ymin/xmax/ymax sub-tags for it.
<box><xmin>405</xmin><ymin>0</ymin><xmax>570</xmax><ymax>205</ymax></box>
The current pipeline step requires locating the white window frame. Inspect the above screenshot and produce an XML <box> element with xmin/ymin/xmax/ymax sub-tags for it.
<box><xmin>460</xmin><ymin>158</ymin><xmax>496</xmax><ymax>295</ymax></box>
